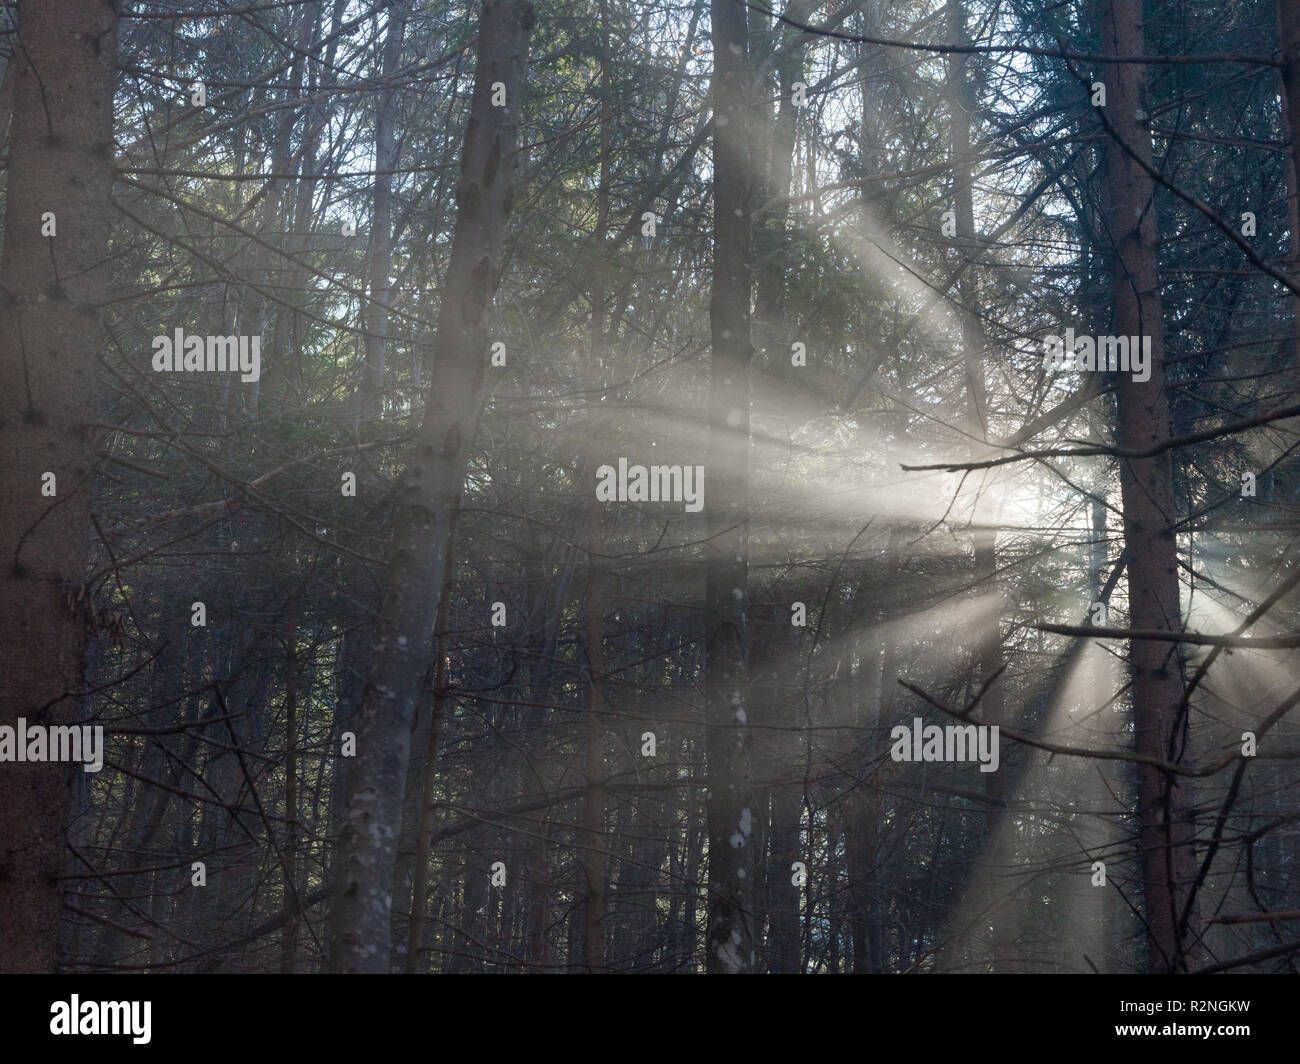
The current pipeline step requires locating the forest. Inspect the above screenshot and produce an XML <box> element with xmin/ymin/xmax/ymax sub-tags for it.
<box><xmin>1</xmin><ymin>0</ymin><xmax>1299</xmax><ymax>979</ymax></box>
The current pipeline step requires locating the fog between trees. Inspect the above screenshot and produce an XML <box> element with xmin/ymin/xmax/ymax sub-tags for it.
<box><xmin>2</xmin><ymin>0</ymin><xmax>1300</xmax><ymax>975</ymax></box>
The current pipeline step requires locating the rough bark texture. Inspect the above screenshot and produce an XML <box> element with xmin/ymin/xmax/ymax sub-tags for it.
<box><xmin>0</xmin><ymin>0</ymin><xmax>119</xmax><ymax>974</ymax></box>
<box><xmin>704</xmin><ymin>0</ymin><xmax>759</xmax><ymax>975</ymax></box>
<box><xmin>1099</xmin><ymin>0</ymin><xmax>1201</xmax><ymax>973</ymax></box>
<box><xmin>327</xmin><ymin>0</ymin><xmax>533</xmax><ymax>973</ymax></box>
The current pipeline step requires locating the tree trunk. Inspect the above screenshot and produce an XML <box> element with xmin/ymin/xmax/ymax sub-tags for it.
<box><xmin>0</xmin><ymin>0</ymin><xmax>119</xmax><ymax>974</ymax></box>
<box><xmin>1099</xmin><ymin>0</ymin><xmax>1201</xmax><ymax>973</ymax></box>
<box><xmin>704</xmin><ymin>0</ymin><xmax>759</xmax><ymax>975</ymax></box>
<box><xmin>577</xmin><ymin>0</ymin><xmax>613</xmax><ymax>974</ymax></box>
<box><xmin>946</xmin><ymin>0</ymin><xmax>1013</xmax><ymax>971</ymax></box>
<box><xmin>327</xmin><ymin>0</ymin><xmax>534</xmax><ymax>974</ymax></box>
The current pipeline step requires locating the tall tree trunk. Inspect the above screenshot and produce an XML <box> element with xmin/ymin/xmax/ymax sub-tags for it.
<box><xmin>748</xmin><ymin>17</ymin><xmax>811</xmax><ymax>961</ymax></box>
<box><xmin>327</xmin><ymin>0</ymin><xmax>534</xmax><ymax>974</ymax></box>
<box><xmin>841</xmin><ymin>1</ymin><xmax>889</xmax><ymax>977</ymax></box>
<box><xmin>946</xmin><ymin>0</ymin><xmax>1013</xmax><ymax>971</ymax></box>
<box><xmin>0</xmin><ymin>0</ymin><xmax>119</xmax><ymax>974</ymax></box>
<box><xmin>704</xmin><ymin>0</ymin><xmax>758</xmax><ymax>975</ymax></box>
<box><xmin>745</xmin><ymin>0</ymin><xmax>805</xmax><ymax>943</ymax></box>
<box><xmin>333</xmin><ymin>8</ymin><xmax>406</xmax><ymax>855</ymax></box>
<box><xmin>1099</xmin><ymin>0</ymin><xmax>1201</xmax><ymax>973</ymax></box>
<box><xmin>578</xmin><ymin>0</ymin><xmax>613</xmax><ymax>974</ymax></box>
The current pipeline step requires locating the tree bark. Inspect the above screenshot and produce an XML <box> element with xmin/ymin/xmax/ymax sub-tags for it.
<box><xmin>704</xmin><ymin>0</ymin><xmax>759</xmax><ymax>975</ymax></box>
<box><xmin>327</xmin><ymin>0</ymin><xmax>533</xmax><ymax>973</ymax></box>
<box><xmin>0</xmin><ymin>0</ymin><xmax>119</xmax><ymax>973</ymax></box>
<box><xmin>1099</xmin><ymin>0</ymin><xmax>1201</xmax><ymax>973</ymax></box>
<box><xmin>578</xmin><ymin>0</ymin><xmax>613</xmax><ymax>974</ymax></box>
<box><xmin>946</xmin><ymin>0</ymin><xmax>1013</xmax><ymax>971</ymax></box>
